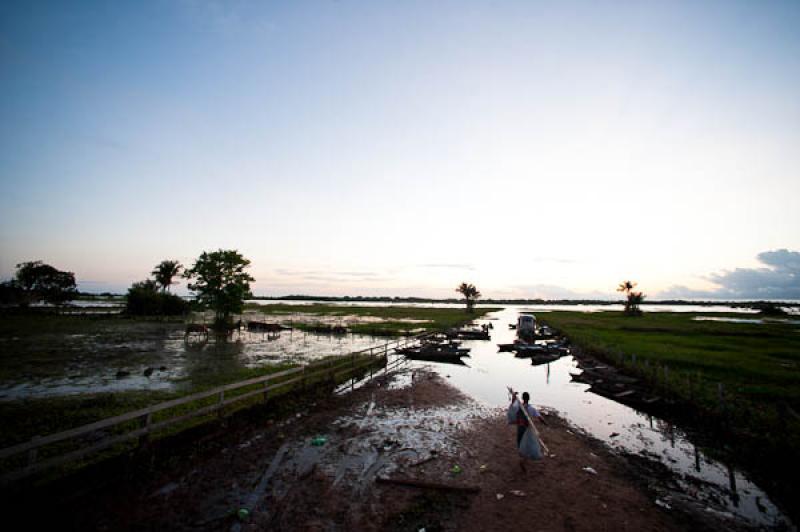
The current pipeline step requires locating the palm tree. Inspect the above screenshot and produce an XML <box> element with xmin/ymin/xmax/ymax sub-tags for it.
<box><xmin>152</xmin><ymin>260</ymin><xmax>183</xmax><ymax>292</ymax></box>
<box><xmin>617</xmin><ymin>280</ymin><xmax>644</xmax><ymax>315</ymax></box>
<box><xmin>456</xmin><ymin>282</ymin><xmax>481</xmax><ymax>313</ymax></box>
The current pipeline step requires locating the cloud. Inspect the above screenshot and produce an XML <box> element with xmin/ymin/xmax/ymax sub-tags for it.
<box><xmin>658</xmin><ymin>249</ymin><xmax>800</xmax><ymax>300</ymax></box>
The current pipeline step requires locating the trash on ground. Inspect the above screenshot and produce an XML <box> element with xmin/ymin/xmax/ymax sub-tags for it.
<box><xmin>655</xmin><ymin>499</ymin><xmax>672</xmax><ymax>510</ymax></box>
<box><xmin>311</xmin><ymin>436</ymin><xmax>327</xmax><ymax>446</ymax></box>
<box><xmin>582</xmin><ymin>466</ymin><xmax>598</xmax><ymax>475</ymax></box>
<box><xmin>509</xmin><ymin>489</ymin><xmax>526</xmax><ymax>497</ymax></box>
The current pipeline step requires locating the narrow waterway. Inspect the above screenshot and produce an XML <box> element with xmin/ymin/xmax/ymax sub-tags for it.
<box><xmin>407</xmin><ymin>307</ymin><xmax>792</xmax><ymax>530</ymax></box>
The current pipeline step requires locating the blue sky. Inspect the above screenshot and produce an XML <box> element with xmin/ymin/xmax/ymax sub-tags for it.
<box><xmin>1</xmin><ymin>1</ymin><xmax>799</xmax><ymax>298</ymax></box>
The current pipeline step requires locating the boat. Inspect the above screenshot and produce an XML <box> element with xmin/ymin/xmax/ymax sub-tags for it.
<box><xmin>513</xmin><ymin>343</ymin><xmax>549</xmax><ymax>358</ymax></box>
<box><xmin>530</xmin><ymin>352</ymin><xmax>563</xmax><ymax>366</ymax></box>
<box><xmin>396</xmin><ymin>342</ymin><xmax>471</xmax><ymax>363</ymax></box>
<box><xmin>448</xmin><ymin>327</ymin><xmax>491</xmax><ymax>340</ymax></box>
<box><xmin>397</xmin><ymin>346</ymin><xmax>469</xmax><ymax>364</ymax></box>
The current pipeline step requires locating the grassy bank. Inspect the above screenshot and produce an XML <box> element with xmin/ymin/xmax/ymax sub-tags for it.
<box><xmin>244</xmin><ymin>303</ymin><xmax>499</xmax><ymax>335</ymax></box>
<box><xmin>539</xmin><ymin>311</ymin><xmax>800</xmax><ymax>514</ymax></box>
<box><xmin>538</xmin><ymin>311</ymin><xmax>800</xmax><ymax>409</ymax></box>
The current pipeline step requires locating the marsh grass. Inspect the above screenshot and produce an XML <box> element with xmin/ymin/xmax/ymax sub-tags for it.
<box><xmin>245</xmin><ymin>303</ymin><xmax>498</xmax><ymax>335</ymax></box>
<box><xmin>539</xmin><ymin>311</ymin><xmax>800</xmax><ymax>407</ymax></box>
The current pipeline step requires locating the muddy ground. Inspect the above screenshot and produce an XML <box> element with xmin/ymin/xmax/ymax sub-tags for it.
<box><xmin>9</xmin><ymin>368</ymin><xmax>747</xmax><ymax>531</ymax></box>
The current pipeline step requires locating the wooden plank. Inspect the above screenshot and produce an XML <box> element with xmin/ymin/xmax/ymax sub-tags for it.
<box><xmin>232</xmin><ymin>442</ymin><xmax>291</xmax><ymax>531</ymax></box>
<box><xmin>221</xmin><ymin>367</ymin><xmax>303</xmax><ymax>392</ymax></box>
<box><xmin>1</xmin><ymin>425</ymin><xmax>149</xmax><ymax>484</ymax></box>
<box><xmin>147</xmin><ymin>403</ymin><xmax>221</xmax><ymax>433</ymax></box>
<box><xmin>222</xmin><ymin>387</ymin><xmax>267</xmax><ymax>407</ymax></box>
<box><xmin>375</xmin><ymin>476</ymin><xmax>480</xmax><ymax>493</ymax></box>
<box><xmin>0</xmin><ymin>368</ymin><xmax>304</xmax><ymax>459</ymax></box>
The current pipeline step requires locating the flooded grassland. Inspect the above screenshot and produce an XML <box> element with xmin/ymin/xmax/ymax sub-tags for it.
<box><xmin>0</xmin><ymin>307</ymin><xmax>493</xmax><ymax>448</ymax></box>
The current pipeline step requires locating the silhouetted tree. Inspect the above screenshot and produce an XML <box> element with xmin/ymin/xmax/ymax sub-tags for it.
<box><xmin>617</xmin><ymin>280</ymin><xmax>645</xmax><ymax>316</ymax></box>
<box><xmin>125</xmin><ymin>279</ymin><xmax>189</xmax><ymax>316</ymax></box>
<box><xmin>183</xmin><ymin>249</ymin><xmax>254</xmax><ymax>327</ymax></box>
<box><xmin>456</xmin><ymin>282</ymin><xmax>481</xmax><ymax>313</ymax></box>
<box><xmin>151</xmin><ymin>260</ymin><xmax>183</xmax><ymax>292</ymax></box>
<box><xmin>14</xmin><ymin>261</ymin><xmax>77</xmax><ymax>307</ymax></box>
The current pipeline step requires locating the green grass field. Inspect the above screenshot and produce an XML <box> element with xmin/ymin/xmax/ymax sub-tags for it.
<box><xmin>539</xmin><ymin>311</ymin><xmax>800</xmax><ymax>408</ymax></box>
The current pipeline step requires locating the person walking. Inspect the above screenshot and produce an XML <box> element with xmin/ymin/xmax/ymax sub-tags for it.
<box><xmin>508</xmin><ymin>389</ymin><xmax>547</xmax><ymax>472</ymax></box>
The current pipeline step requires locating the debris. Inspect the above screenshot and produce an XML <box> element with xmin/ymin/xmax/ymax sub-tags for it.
<box><xmin>237</xmin><ymin>508</ymin><xmax>249</xmax><ymax>521</ymax></box>
<box><xmin>655</xmin><ymin>499</ymin><xmax>672</xmax><ymax>510</ymax></box>
<box><xmin>479</xmin><ymin>464</ymin><xmax>488</xmax><ymax>472</ymax></box>
<box><xmin>496</xmin><ymin>493</ymin><xmax>504</xmax><ymax>500</ymax></box>
<box><xmin>509</xmin><ymin>490</ymin><xmax>526</xmax><ymax>497</ymax></box>
<box><xmin>311</xmin><ymin>436</ymin><xmax>327</xmax><ymax>446</ymax></box>
<box><xmin>610</xmin><ymin>432</ymin><xmax>620</xmax><ymax>438</ymax></box>
<box><xmin>451</xmin><ymin>464</ymin><xmax>462</xmax><ymax>474</ymax></box>
<box><xmin>582</xmin><ymin>466</ymin><xmax>598</xmax><ymax>475</ymax></box>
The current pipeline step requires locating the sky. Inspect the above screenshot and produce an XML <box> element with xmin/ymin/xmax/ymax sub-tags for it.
<box><xmin>1</xmin><ymin>1</ymin><xmax>799</xmax><ymax>299</ymax></box>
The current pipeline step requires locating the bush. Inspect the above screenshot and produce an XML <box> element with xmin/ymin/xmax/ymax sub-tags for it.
<box><xmin>125</xmin><ymin>281</ymin><xmax>189</xmax><ymax>316</ymax></box>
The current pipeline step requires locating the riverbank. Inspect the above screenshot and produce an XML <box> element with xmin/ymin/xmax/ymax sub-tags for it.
<box><xmin>538</xmin><ymin>311</ymin><xmax>800</xmax><ymax>526</ymax></box>
<box><xmin>10</xmin><ymin>367</ymin><xmax>765</xmax><ymax>530</ymax></box>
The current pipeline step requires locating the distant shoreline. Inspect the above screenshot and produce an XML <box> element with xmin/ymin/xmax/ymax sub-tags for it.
<box><xmin>72</xmin><ymin>292</ymin><xmax>800</xmax><ymax>307</ymax></box>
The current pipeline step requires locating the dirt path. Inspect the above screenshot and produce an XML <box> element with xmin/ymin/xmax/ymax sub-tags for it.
<box><xmin>22</xmin><ymin>369</ymin><xmax>703</xmax><ymax>531</ymax></box>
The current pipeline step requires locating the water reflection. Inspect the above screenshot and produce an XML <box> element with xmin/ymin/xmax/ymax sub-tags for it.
<box><xmin>409</xmin><ymin>308</ymin><xmax>790</xmax><ymax>529</ymax></box>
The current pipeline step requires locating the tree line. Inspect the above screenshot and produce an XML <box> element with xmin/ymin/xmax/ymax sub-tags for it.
<box><xmin>1</xmin><ymin>250</ymin><xmax>254</xmax><ymax>327</ymax></box>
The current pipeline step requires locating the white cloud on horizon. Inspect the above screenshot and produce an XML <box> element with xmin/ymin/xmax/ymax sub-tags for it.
<box><xmin>658</xmin><ymin>249</ymin><xmax>800</xmax><ymax>300</ymax></box>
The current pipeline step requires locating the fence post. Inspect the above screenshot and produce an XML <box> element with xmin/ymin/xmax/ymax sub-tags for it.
<box><xmin>138</xmin><ymin>412</ymin><xmax>152</xmax><ymax>447</ymax></box>
<box><xmin>351</xmin><ymin>352</ymin><xmax>356</xmax><ymax>392</ymax></box>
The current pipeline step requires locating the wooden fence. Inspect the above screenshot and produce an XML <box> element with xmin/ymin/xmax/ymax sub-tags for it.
<box><xmin>0</xmin><ymin>334</ymin><xmax>428</xmax><ymax>484</ymax></box>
